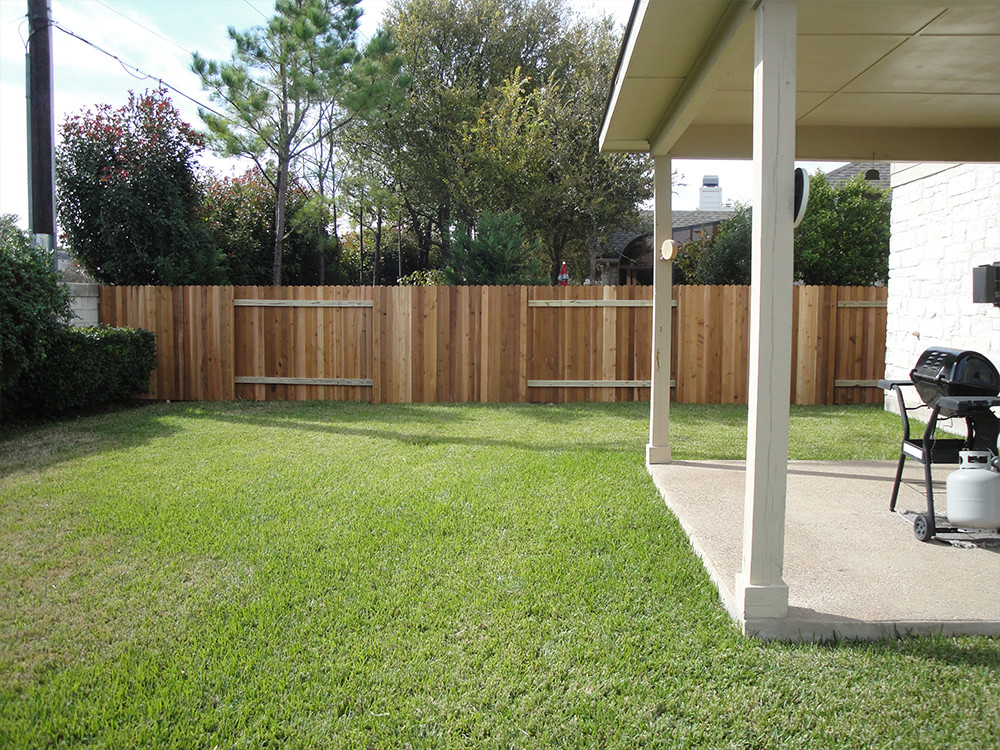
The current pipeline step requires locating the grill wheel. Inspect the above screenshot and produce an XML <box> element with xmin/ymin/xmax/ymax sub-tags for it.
<box><xmin>913</xmin><ymin>513</ymin><xmax>933</xmax><ymax>542</ymax></box>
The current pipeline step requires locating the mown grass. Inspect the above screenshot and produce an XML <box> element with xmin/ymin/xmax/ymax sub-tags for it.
<box><xmin>1</xmin><ymin>402</ymin><xmax>996</xmax><ymax>748</ymax></box>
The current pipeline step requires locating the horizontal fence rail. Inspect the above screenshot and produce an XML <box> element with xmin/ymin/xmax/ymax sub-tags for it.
<box><xmin>99</xmin><ymin>284</ymin><xmax>887</xmax><ymax>405</ymax></box>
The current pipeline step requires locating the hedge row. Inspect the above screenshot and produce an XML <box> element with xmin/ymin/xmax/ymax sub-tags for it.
<box><xmin>4</xmin><ymin>326</ymin><xmax>156</xmax><ymax>418</ymax></box>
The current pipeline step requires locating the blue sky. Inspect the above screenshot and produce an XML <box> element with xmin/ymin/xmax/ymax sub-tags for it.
<box><xmin>0</xmin><ymin>0</ymin><xmax>841</xmax><ymax>231</ymax></box>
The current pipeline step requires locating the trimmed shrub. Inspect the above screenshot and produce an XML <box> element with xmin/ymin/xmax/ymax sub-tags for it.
<box><xmin>5</xmin><ymin>326</ymin><xmax>156</xmax><ymax>418</ymax></box>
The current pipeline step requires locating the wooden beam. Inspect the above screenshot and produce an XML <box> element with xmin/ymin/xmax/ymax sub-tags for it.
<box><xmin>234</xmin><ymin>299</ymin><xmax>373</xmax><ymax>308</ymax></box>
<box><xmin>737</xmin><ymin>0</ymin><xmax>796</xmax><ymax>622</ymax></box>
<box><xmin>529</xmin><ymin>299</ymin><xmax>656</xmax><ymax>308</ymax></box>
<box><xmin>528</xmin><ymin>379</ymin><xmax>668</xmax><ymax>388</ymax></box>
<box><xmin>235</xmin><ymin>376</ymin><xmax>373</xmax><ymax>387</ymax></box>
<box><xmin>837</xmin><ymin>300</ymin><xmax>887</xmax><ymax>308</ymax></box>
<box><xmin>667</xmin><ymin>125</ymin><xmax>1000</xmax><ymax>163</ymax></box>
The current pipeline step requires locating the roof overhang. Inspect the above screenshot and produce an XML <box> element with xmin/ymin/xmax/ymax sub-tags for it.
<box><xmin>601</xmin><ymin>0</ymin><xmax>1000</xmax><ymax>161</ymax></box>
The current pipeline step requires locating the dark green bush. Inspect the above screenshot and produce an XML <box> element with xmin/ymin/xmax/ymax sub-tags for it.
<box><xmin>5</xmin><ymin>326</ymin><xmax>156</xmax><ymax>418</ymax></box>
<box><xmin>444</xmin><ymin>212</ymin><xmax>546</xmax><ymax>285</ymax></box>
<box><xmin>0</xmin><ymin>214</ymin><xmax>72</xmax><ymax>394</ymax></box>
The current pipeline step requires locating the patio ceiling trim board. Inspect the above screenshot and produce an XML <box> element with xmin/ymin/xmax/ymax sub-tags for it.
<box><xmin>598</xmin><ymin>0</ymin><xmax>646</xmax><ymax>151</ymax></box>
<box><xmin>667</xmin><ymin>124</ymin><xmax>1000</xmax><ymax>162</ymax></box>
<box><xmin>648</xmin><ymin>0</ymin><xmax>755</xmax><ymax>157</ymax></box>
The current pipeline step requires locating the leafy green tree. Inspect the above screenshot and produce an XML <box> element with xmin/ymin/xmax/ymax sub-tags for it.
<box><xmin>693</xmin><ymin>204</ymin><xmax>752</xmax><ymax>285</ymax></box>
<box><xmin>378</xmin><ymin>0</ymin><xmax>573</xmax><ymax>269</ymax></box>
<box><xmin>677</xmin><ymin>172</ymin><xmax>891</xmax><ymax>286</ymax></box>
<box><xmin>673</xmin><ymin>233</ymin><xmax>710</xmax><ymax>286</ymax></box>
<box><xmin>378</xmin><ymin>0</ymin><xmax>649</xmax><ymax>282</ymax></box>
<box><xmin>794</xmin><ymin>173</ymin><xmax>891</xmax><ymax>285</ymax></box>
<box><xmin>473</xmin><ymin>67</ymin><xmax>651</xmax><ymax>281</ymax></box>
<box><xmin>55</xmin><ymin>88</ymin><xmax>222</xmax><ymax>285</ymax></box>
<box><xmin>530</xmin><ymin>17</ymin><xmax>651</xmax><ymax>282</ymax></box>
<box><xmin>193</xmin><ymin>0</ymin><xmax>406</xmax><ymax>284</ymax></box>
<box><xmin>298</xmin><ymin>28</ymin><xmax>409</xmax><ymax>285</ymax></box>
<box><xmin>0</xmin><ymin>214</ymin><xmax>71</xmax><ymax>416</ymax></box>
<box><xmin>443</xmin><ymin>212</ymin><xmax>546</xmax><ymax>285</ymax></box>
<box><xmin>201</xmin><ymin>168</ymin><xmax>343</xmax><ymax>284</ymax></box>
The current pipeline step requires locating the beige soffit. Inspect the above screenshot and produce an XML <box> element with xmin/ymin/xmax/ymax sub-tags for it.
<box><xmin>600</xmin><ymin>0</ymin><xmax>1000</xmax><ymax>162</ymax></box>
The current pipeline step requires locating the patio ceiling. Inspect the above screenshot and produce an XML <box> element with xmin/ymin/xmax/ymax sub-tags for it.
<box><xmin>600</xmin><ymin>0</ymin><xmax>1000</xmax><ymax>162</ymax></box>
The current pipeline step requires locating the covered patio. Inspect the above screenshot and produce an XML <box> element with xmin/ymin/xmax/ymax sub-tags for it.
<box><xmin>649</xmin><ymin>460</ymin><xmax>1000</xmax><ymax>640</ymax></box>
<box><xmin>601</xmin><ymin>0</ymin><xmax>1000</xmax><ymax>639</ymax></box>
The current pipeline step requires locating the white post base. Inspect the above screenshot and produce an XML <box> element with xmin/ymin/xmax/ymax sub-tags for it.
<box><xmin>735</xmin><ymin>573</ymin><xmax>789</xmax><ymax>620</ymax></box>
<box><xmin>646</xmin><ymin>444</ymin><xmax>672</xmax><ymax>465</ymax></box>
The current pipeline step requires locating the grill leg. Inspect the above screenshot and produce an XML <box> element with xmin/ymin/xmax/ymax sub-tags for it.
<box><xmin>920</xmin><ymin>409</ymin><xmax>940</xmax><ymax>539</ymax></box>
<box><xmin>923</xmin><ymin>458</ymin><xmax>938</xmax><ymax>538</ymax></box>
<box><xmin>890</xmin><ymin>449</ymin><xmax>906</xmax><ymax>512</ymax></box>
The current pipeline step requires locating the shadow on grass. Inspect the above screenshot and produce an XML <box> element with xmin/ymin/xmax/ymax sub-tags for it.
<box><xmin>816</xmin><ymin>635</ymin><xmax>1000</xmax><ymax>673</ymax></box>
<box><xmin>186</xmin><ymin>399</ymin><xmax>650</xmax><ymax>424</ymax></box>
<box><xmin>174</xmin><ymin>400</ymin><xmax>649</xmax><ymax>454</ymax></box>
<box><xmin>0</xmin><ymin>403</ymin><xmax>182</xmax><ymax>478</ymax></box>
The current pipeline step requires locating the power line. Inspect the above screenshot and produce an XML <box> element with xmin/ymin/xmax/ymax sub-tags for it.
<box><xmin>91</xmin><ymin>0</ymin><xmax>192</xmax><ymax>55</ymax></box>
<box><xmin>242</xmin><ymin>0</ymin><xmax>269</xmax><ymax>21</ymax></box>
<box><xmin>49</xmin><ymin>21</ymin><xmax>231</xmax><ymax>122</ymax></box>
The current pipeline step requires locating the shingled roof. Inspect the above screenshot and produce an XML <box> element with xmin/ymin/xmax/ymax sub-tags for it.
<box><xmin>673</xmin><ymin>209</ymin><xmax>737</xmax><ymax>230</ymax></box>
<box><xmin>823</xmin><ymin>162</ymin><xmax>892</xmax><ymax>191</ymax></box>
<box><xmin>601</xmin><ymin>208</ymin><xmax>736</xmax><ymax>260</ymax></box>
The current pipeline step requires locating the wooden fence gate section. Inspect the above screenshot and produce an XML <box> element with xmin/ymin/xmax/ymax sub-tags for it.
<box><xmin>231</xmin><ymin>286</ymin><xmax>373</xmax><ymax>402</ymax></box>
<box><xmin>99</xmin><ymin>284</ymin><xmax>886</xmax><ymax>405</ymax></box>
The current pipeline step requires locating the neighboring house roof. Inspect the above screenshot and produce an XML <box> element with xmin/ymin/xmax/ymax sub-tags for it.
<box><xmin>824</xmin><ymin>162</ymin><xmax>892</xmax><ymax>191</ymax></box>
<box><xmin>673</xmin><ymin>209</ymin><xmax>736</xmax><ymax>230</ymax></box>
<box><xmin>601</xmin><ymin>208</ymin><xmax>736</xmax><ymax>261</ymax></box>
<box><xmin>604</xmin><ymin>226</ymin><xmax>649</xmax><ymax>259</ymax></box>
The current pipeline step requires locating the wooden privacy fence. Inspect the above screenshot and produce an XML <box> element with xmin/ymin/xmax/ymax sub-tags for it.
<box><xmin>99</xmin><ymin>284</ymin><xmax>887</xmax><ymax>405</ymax></box>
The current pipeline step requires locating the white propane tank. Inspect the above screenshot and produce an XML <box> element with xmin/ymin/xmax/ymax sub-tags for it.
<box><xmin>946</xmin><ymin>451</ymin><xmax>1000</xmax><ymax>529</ymax></box>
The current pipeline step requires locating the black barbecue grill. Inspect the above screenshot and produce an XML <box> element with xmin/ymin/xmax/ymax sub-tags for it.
<box><xmin>910</xmin><ymin>347</ymin><xmax>1000</xmax><ymax>411</ymax></box>
<box><xmin>878</xmin><ymin>347</ymin><xmax>1000</xmax><ymax>541</ymax></box>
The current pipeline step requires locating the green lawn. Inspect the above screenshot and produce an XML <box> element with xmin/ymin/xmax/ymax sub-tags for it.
<box><xmin>1</xmin><ymin>402</ymin><xmax>996</xmax><ymax>748</ymax></box>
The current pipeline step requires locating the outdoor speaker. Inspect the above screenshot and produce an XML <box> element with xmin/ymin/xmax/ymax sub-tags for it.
<box><xmin>973</xmin><ymin>262</ymin><xmax>1000</xmax><ymax>307</ymax></box>
<box><xmin>793</xmin><ymin>167</ymin><xmax>809</xmax><ymax>228</ymax></box>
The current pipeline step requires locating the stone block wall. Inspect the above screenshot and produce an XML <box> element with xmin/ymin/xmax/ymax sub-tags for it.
<box><xmin>65</xmin><ymin>282</ymin><xmax>100</xmax><ymax>327</ymax></box>
<box><xmin>885</xmin><ymin>163</ymin><xmax>1000</xmax><ymax>416</ymax></box>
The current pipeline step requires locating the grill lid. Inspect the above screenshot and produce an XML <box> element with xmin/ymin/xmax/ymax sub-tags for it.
<box><xmin>910</xmin><ymin>347</ymin><xmax>1000</xmax><ymax>409</ymax></box>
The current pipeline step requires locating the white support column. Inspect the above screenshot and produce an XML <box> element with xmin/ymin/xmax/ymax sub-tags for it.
<box><xmin>736</xmin><ymin>0</ymin><xmax>797</xmax><ymax>620</ymax></box>
<box><xmin>647</xmin><ymin>155</ymin><xmax>673</xmax><ymax>465</ymax></box>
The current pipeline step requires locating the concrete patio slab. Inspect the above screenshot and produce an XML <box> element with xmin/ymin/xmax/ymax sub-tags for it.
<box><xmin>647</xmin><ymin>460</ymin><xmax>1000</xmax><ymax>642</ymax></box>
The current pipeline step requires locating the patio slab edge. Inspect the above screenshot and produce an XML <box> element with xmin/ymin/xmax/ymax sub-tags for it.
<box><xmin>743</xmin><ymin>617</ymin><xmax>1000</xmax><ymax>642</ymax></box>
<box><xmin>647</xmin><ymin>459</ymin><xmax>1000</xmax><ymax>643</ymax></box>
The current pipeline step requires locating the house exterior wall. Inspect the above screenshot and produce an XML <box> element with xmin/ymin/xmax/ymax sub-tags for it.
<box><xmin>885</xmin><ymin>163</ymin><xmax>1000</xmax><ymax>413</ymax></box>
<box><xmin>65</xmin><ymin>282</ymin><xmax>99</xmax><ymax>327</ymax></box>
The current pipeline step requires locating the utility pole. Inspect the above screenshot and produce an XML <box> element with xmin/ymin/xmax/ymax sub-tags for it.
<box><xmin>27</xmin><ymin>0</ymin><xmax>57</xmax><ymax>269</ymax></box>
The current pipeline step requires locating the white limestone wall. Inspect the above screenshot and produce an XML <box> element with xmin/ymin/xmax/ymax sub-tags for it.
<box><xmin>885</xmin><ymin>163</ymin><xmax>1000</xmax><ymax>415</ymax></box>
<box><xmin>65</xmin><ymin>282</ymin><xmax>100</xmax><ymax>327</ymax></box>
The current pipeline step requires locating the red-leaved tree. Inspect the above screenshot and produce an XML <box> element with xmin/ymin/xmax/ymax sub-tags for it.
<box><xmin>56</xmin><ymin>87</ymin><xmax>223</xmax><ymax>285</ymax></box>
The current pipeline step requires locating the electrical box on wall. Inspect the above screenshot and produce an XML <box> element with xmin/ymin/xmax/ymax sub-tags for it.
<box><xmin>973</xmin><ymin>262</ymin><xmax>1000</xmax><ymax>307</ymax></box>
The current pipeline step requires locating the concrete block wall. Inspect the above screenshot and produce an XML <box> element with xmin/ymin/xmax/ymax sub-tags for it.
<box><xmin>65</xmin><ymin>282</ymin><xmax>100</xmax><ymax>327</ymax></box>
<box><xmin>885</xmin><ymin>163</ymin><xmax>1000</xmax><ymax>417</ymax></box>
